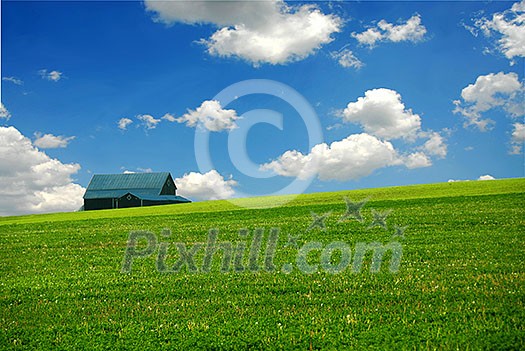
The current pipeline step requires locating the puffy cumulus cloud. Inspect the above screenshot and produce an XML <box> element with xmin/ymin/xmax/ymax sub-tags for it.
<box><xmin>330</xmin><ymin>49</ymin><xmax>364</xmax><ymax>69</ymax></box>
<box><xmin>28</xmin><ymin>184</ymin><xmax>85</xmax><ymax>214</ymax></box>
<box><xmin>459</xmin><ymin>72</ymin><xmax>522</xmax><ymax>113</ymax></box>
<box><xmin>204</xmin><ymin>6</ymin><xmax>341</xmax><ymax>66</ymax></box>
<box><xmin>261</xmin><ymin>86</ymin><xmax>449</xmax><ymax>182</ymax></box>
<box><xmin>0</xmin><ymin>103</ymin><xmax>11</xmax><ymax>122</ymax></box>
<box><xmin>175</xmin><ymin>170</ymin><xmax>237</xmax><ymax>201</ymax></box>
<box><xmin>422</xmin><ymin>132</ymin><xmax>447</xmax><ymax>158</ymax></box>
<box><xmin>402</xmin><ymin>151</ymin><xmax>432</xmax><ymax>169</ymax></box>
<box><xmin>510</xmin><ymin>122</ymin><xmax>525</xmax><ymax>154</ymax></box>
<box><xmin>118</xmin><ymin>118</ymin><xmax>133</xmax><ymax>130</ymax></box>
<box><xmin>0</xmin><ymin>126</ymin><xmax>84</xmax><ymax>216</ymax></box>
<box><xmin>137</xmin><ymin>114</ymin><xmax>161</xmax><ymax>130</ymax></box>
<box><xmin>473</xmin><ymin>0</ymin><xmax>525</xmax><ymax>64</ymax></box>
<box><xmin>352</xmin><ymin>14</ymin><xmax>426</xmax><ymax>47</ymax></box>
<box><xmin>33</xmin><ymin>132</ymin><xmax>75</xmax><ymax>149</ymax></box>
<box><xmin>172</xmin><ymin>100</ymin><xmax>239</xmax><ymax>132</ymax></box>
<box><xmin>478</xmin><ymin>174</ymin><xmax>496</xmax><ymax>181</ymax></box>
<box><xmin>39</xmin><ymin>69</ymin><xmax>63</xmax><ymax>82</ymax></box>
<box><xmin>340</xmin><ymin>88</ymin><xmax>422</xmax><ymax>140</ymax></box>
<box><xmin>261</xmin><ymin>133</ymin><xmax>400</xmax><ymax>181</ymax></box>
<box><xmin>145</xmin><ymin>0</ymin><xmax>275</xmax><ymax>26</ymax></box>
<box><xmin>145</xmin><ymin>0</ymin><xmax>341</xmax><ymax>66</ymax></box>
<box><xmin>453</xmin><ymin>72</ymin><xmax>524</xmax><ymax>131</ymax></box>
<box><xmin>352</xmin><ymin>28</ymin><xmax>383</xmax><ymax>47</ymax></box>
<box><xmin>378</xmin><ymin>15</ymin><xmax>427</xmax><ymax>43</ymax></box>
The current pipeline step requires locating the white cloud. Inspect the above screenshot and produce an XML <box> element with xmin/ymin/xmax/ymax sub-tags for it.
<box><xmin>161</xmin><ymin>113</ymin><xmax>176</xmax><ymax>122</ymax></box>
<box><xmin>478</xmin><ymin>174</ymin><xmax>496</xmax><ymax>181</ymax></box>
<box><xmin>330</xmin><ymin>49</ymin><xmax>364</xmax><ymax>69</ymax></box>
<box><xmin>402</xmin><ymin>151</ymin><xmax>432</xmax><ymax>169</ymax></box>
<box><xmin>352</xmin><ymin>14</ymin><xmax>427</xmax><ymax>47</ymax></box>
<box><xmin>261</xmin><ymin>133</ymin><xmax>400</xmax><ymax>181</ymax></box>
<box><xmin>173</xmin><ymin>100</ymin><xmax>239</xmax><ymax>132</ymax></box>
<box><xmin>352</xmin><ymin>28</ymin><xmax>383</xmax><ymax>47</ymax></box>
<box><xmin>33</xmin><ymin>132</ymin><xmax>75</xmax><ymax>149</ymax></box>
<box><xmin>118</xmin><ymin>118</ymin><xmax>133</xmax><ymax>130</ymax></box>
<box><xmin>453</xmin><ymin>72</ymin><xmax>524</xmax><ymax>131</ymax></box>
<box><xmin>340</xmin><ymin>88</ymin><xmax>422</xmax><ymax>140</ymax></box>
<box><xmin>473</xmin><ymin>0</ymin><xmax>525</xmax><ymax>64</ymax></box>
<box><xmin>378</xmin><ymin>15</ymin><xmax>427</xmax><ymax>43</ymax></box>
<box><xmin>510</xmin><ymin>122</ymin><xmax>525</xmax><ymax>154</ymax></box>
<box><xmin>175</xmin><ymin>170</ymin><xmax>237</xmax><ymax>201</ymax></box>
<box><xmin>137</xmin><ymin>114</ymin><xmax>161</xmax><ymax>130</ymax></box>
<box><xmin>145</xmin><ymin>0</ymin><xmax>341</xmax><ymax>66</ymax></box>
<box><xmin>0</xmin><ymin>126</ymin><xmax>84</xmax><ymax>216</ymax></box>
<box><xmin>146</xmin><ymin>0</ymin><xmax>275</xmax><ymax>26</ymax></box>
<box><xmin>122</xmin><ymin>168</ymin><xmax>152</xmax><ymax>174</ymax></box>
<box><xmin>422</xmin><ymin>132</ymin><xmax>447</xmax><ymax>158</ymax></box>
<box><xmin>449</xmin><ymin>175</ymin><xmax>497</xmax><ymax>182</ymax></box>
<box><xmin>0</xmin><ymin>103</ymin><xmax>11</xmax><ymax>122</ymax></box>
<box><xmin>39</xmin><ymin>69</ymin><xmax>63</xmax><ymax>82</ymax></box>
<box><xmin>261</xmin><ymin>87</ymin><xmax>448</xmax><ymax>182</ymax></box>
<box><xmin>326</xmin><ymin>123</ymin><xmax>343</xmax><ymax>131</ymax></box>
<box><xmin>2</xmin><ymin>77</ymin><xmax>23</xmax><ymax>85</ymax></box>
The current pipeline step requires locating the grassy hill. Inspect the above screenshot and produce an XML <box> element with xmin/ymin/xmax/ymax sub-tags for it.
<box><xmin>1</xmin><ymin>179</ymin><xmax>524</xmax><ymax>349</ymax></box>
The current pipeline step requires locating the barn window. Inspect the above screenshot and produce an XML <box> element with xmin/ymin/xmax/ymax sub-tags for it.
<box><xmin>126</xmin><ymin>195</ymin><xmax>132</xmax><ymax>200</ymax></box>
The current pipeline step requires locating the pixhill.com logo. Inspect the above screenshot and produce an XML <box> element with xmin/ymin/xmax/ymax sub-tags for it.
<box><xmin>121</xmin><ymin>197</ymin><xmax>405</xmax><ymax>275</ymax></box>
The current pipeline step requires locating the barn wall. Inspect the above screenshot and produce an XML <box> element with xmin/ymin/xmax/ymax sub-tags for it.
<box><xmin>160</xmin><ymin>179</ymin><xmax>176</xmax><ymax>196</ymax></box>
<box><xmin>117</xmin><ymin>195</ymin><xmax>141</xmax><ymax>209</ymax></box>
<box><xmin>84</xmin><ymin>198</ymin><xmax>114</xmax><ymax>211</ymax></box>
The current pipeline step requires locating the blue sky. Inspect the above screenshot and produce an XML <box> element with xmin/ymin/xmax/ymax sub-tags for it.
<box><xmin>1</xmin><ymin>0</ymin><xmax>524</xmax><ymax>215</ymax></box>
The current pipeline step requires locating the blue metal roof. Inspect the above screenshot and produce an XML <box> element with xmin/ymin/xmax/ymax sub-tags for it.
<box><xmin>86</xmin><ymin>172</ymin><xmax>170</xmax><ymax>191</ymax></box>
<box><xmin>139</xmin><ymin>195</ymin><xmax>191</xmax><ymax>203</ymax></box>
<box><xmin>83</xmin><ymin>189</ymin><xmax>130</xmax><ymax>200</ymax></box>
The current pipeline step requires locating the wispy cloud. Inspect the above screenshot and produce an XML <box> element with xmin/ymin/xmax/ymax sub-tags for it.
<box><xmin>330</xmin><ymin>49</ymin><xmax>364</xmax><ymax>69</ymax></box>
<box><xmin>510</xmin><ymin>122</ymin><xmax>525</xmax><ymax>154</ymax></box>
<box><xmin>33</xmin><ymin>132</ymin><xmax>75</xmax><ymax>149</ymax></box>
<box><xmin>0</xmin><ymin>103</ymin><xmax>11</xmax><ymax>122</ymax></box>
<box><xmin>39</xmin><ymin>69</ymin><xmax>63</xmax><ymax>82</ymax></box>
<box><xmin>137</xmin><ymin>114</ymin><xmax>161</xmax><ymax>130</ymax></box>
<box><xmin>2</xmin><ymin>77</ymin><xmax>23</xmax><ymax>85</ymax></box>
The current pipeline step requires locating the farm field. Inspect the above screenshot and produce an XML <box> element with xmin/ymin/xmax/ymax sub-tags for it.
<box><xmin>0</xmin><ymin>179</ymin><xmax>524</xmax><ymax>349</ymax></box>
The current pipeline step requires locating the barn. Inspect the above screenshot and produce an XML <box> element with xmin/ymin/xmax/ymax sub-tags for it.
<box><xmin>83</xmin><ymin>172</ymin><xmax>190</xmax><ymax>211</ymax></box>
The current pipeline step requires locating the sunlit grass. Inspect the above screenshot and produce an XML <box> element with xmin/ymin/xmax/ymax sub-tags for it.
<box><xmin>0</xmin><ymin>179</ymin><xmax>523</xmax><ymax>349</ymax></box>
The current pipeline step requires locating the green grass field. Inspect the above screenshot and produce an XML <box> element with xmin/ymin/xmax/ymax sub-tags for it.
<box><xmin>1</xmin><ymin>179</ymin><xmax>524</xmax><ymax>349</ymax></box>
